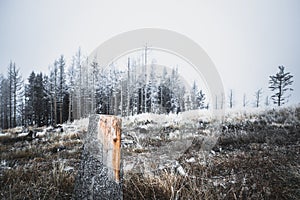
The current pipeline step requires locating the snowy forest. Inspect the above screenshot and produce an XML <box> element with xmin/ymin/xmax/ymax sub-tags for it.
<box><xmin>0</xmin><ymin>49</ymin><xmax>208</xmax><ymax>130</ymax></box>
<box><xmin>0</xmin><ymin>48</ymin><xmax>297</xmax><ymax>200</ymax></box>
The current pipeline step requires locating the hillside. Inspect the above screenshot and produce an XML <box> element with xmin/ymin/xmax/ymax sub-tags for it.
<box><xmin>0</xmin><ymin>107</ymin><xmax>299</xmax><ymax>199</ymax></box>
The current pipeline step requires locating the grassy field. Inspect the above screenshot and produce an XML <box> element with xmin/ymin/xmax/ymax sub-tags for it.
<box><xmin>1</xmin><ymin>107</ymin><xmax>299</xmax><ymax>199</ymax></box>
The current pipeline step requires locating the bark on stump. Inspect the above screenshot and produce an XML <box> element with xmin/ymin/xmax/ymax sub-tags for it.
<box><xmin>73</xmin><ymin>115</ymin><xmax>122</xmax><ymax>200</ymax></box>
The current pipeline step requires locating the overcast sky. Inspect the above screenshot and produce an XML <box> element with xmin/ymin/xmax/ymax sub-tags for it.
<box><xmin>0</xmin><ymin>0</ymin><xmax>299</xmax><ymax>106</ymax></box>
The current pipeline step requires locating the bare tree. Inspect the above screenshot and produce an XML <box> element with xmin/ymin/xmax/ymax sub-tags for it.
<box><xmin>8</xmin><ymin>63</ymin><xmax>13</xmax><ymax>127</ymax></box>
<box><xmin>220</xmin><ymin>93</ymin><xmax>225</xmax><ymax>109</ymax></box>
<box><xmin>144</xmin><ymin>44</ymin><xmax>148</xmax><ymax>113</ymax></box>
<box><xmin>7</xmin><ymin>62</ymin><xmax>23</xmax><ymax>128</ymax></box>
<box><xmin>90</xmin><ymin>58</ymin><xmax>100</xmax><ymax>114</ymax></box>
<box><xmin>269</xmin><ymin>66</ymin><xmax>293</xmax><ymax>106</ymax></box>
<box><xmin>243</xmin><ymin>93</ymin><xmax>248</xmax><ymax>107</ymax></box>
<box><xmin>265</xmin><ymin>96</ymin><xmax>270</xmax><ymax>107</ymax></box>
<box><xmin>0</xmin><ymin>74</ymin><xmax>9</xmax><ymax>129</ymax></box>
<box><xmin>57</xmin><ymin>55</ymin><xmax>66</xmax><ymax>124</ymax></box>
<box><xmin>191</xmin><ymin>81</ymin><xmax>198</xmax><ymax>110</ymax></box>
<box><xmin>67</xmin><ymin>57</ymin><xmax>76</xmax><ymax>122</ymax></box>
<box><xmin>126</xmin><ymin>58</ymin><xmax>131</xmax><ymax>116</ymax></box>
<box><xmin>254</xmin><ymin>89</ymin><xmax>262</xmax><ymax>108</ymax></box>
<box><xmin>0</xmin><ymin>74</ymin><xmax>3</xmax><ymax>128</ymax></box>
<box><xmin>53</xmin><ymin>62</ymin><xmax>58</xmax><ymax>125</ymax></box>
<box><xmin>228</xmin><ymin>89</ymin><xmax>234</xmax><ymax>109</ymax></box>
<box><xmin>75</xmin><ymin>48</ymin><xmax>83</xmax><ymax>119</ymax></box>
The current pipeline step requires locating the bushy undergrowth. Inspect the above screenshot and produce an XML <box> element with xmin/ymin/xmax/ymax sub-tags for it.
<box><xmin>0</xmin><ymin>106</ymin><xmax>299</xmax><ymax>199</ymax></box>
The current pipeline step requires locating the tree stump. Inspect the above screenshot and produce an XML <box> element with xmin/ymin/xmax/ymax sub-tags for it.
<box><xmin>73</xmin><ymin>115</ymin><xmax>122</xmax><ymax>200</ymax></box>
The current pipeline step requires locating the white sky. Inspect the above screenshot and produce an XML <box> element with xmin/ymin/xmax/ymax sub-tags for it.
<box><xmin>0</xmin><ymin>0</ymin><xmax>299</xmax><ymax>106</ymax></box>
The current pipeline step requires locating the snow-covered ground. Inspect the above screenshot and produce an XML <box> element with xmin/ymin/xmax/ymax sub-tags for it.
<box><xmin>1</xmin><ymin>107</ymin><xmax>299</xmax><ymax>173</ymax></box>
<box><xmin>1</xmin><ymin>106</ymin><xmax>299</xmax><ymax>199</ymax></box>
<box><xmin>121</xmin><ymin>110</ymin><xmax>220</xmax><ymax>175</ymax></box>
<box><xmin>3</xmin><ymin>106</ymin><xmax>297</xmax><ymax>176</ymax></box>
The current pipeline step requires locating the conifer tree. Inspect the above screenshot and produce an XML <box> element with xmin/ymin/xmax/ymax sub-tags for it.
<box><xmin>269</xmin><ymin>66</ymin><xmax>293</xmax><ymax>106</ymax></box>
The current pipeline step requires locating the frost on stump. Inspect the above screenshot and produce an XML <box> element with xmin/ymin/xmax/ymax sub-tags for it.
<box><xmin>73</xmin><ymin>115</ymin><xmax>122</xmax><ymax>200</ymax></box>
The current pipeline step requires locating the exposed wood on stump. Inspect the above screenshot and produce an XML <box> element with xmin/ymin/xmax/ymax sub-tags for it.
<box><xmin>73</xmin><ymin>115</ymin><xmax>122</xmax><ymax>200</ymax></box>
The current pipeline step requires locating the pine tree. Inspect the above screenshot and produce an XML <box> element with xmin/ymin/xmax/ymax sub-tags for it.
<box><xmin>53</xmin><ymin>62</ymin><xmax>58</xmax><ymax>125</ymax></box>
<box><xmin>43</xmin><ymin>75</ymin><xmax>51</xmax><ymax>125</ymax></box>
<box><xmin>170</xmin><ymin>67</ymin><xmax>180</xmax><ymax>113</ymax></box>
<box><xmin>196</xmin><ymin>90</ymin><xmax>206</xmax><ymax>109</ymax></box>
<box><xmin>159</xmin><ymin>75</ymin><xmax>172</xmax><ymax>113</ymax></box>
<box><xmin>148</xmin><ymin>62</ymin><xmax>159</xmax><ymax>113</ymax></box>
<box><xmin>269</xmin><ymin>66</ymin><xmax>293</xmax><ymax>106</ymax></box>
<box><xmin>185</xmin><ymin>95</ymin><xmax>192</xmax><ymax>111</ymax></box>
<box><xmin>56</xmin><ymin>55</ymin><xmax>68</xmax><ymax>124</ymax></box>
<box><xmin>158</xmin><ymin>67</ymin><xmax>168</xmax><ymax>113</ymax></box>
<box><xmin>34</xmin><ymin>73</ymin><xmax>45</xmax><ymax>126</ymax></box>
<box><xmin>25</xmin><ymin>72</ymin><xmax>36</xmax><ymax>126</ymax></box>
<box><xmin>90</xmin><ymin>58</ymin><xmax>100</xmax><ymax>114</ymax></box>
<box><xmin>24</xmin><ymin>72</ymin><xmax>49</xmax><ymax>126</ymax></box>
<box><xmin>178</xmin><ymin>85</ymin><xmax>186</xmax><ymax>112</ymax></box>
<box><xmin>190</xmin><ymin>81</ymin><xmax>198</xmax><ymax>110</ymax></box>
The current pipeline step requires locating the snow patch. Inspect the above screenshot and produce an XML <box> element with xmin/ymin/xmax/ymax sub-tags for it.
<box><xmin>72</xmin><ymin>118</ymin><xmax>89</xmax><ymax>132</ymax></box>
<box><xmin>186</xmin><ymin>157</ymin><xmax>196</xmax><ymax>163</ymax></box>
<box><xmin>17</xmin><ymin>132</ymin><xmax>29</xmax><ymax>137</ymax></box>
<box><xmin>0</xmin><ymin>132</ymin><xmax>10</xmax><ymax>137</ymax></box>
<box><xmin>36</xmin><ymin>130</ymin><xmax>46</xmax><ymax>137</ymax></box>
<box><xmin>123</xmin><ymin>110</ymin><xmax>213</xmax><ymax>129</ymax></box>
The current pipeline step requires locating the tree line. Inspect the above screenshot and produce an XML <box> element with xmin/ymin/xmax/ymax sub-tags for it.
<box><xmin>0</xmin><ymin>49</ymin><xmax>208</xmax><ymax>129</ymax></box>
<box><xmin>0</xmin><ymin>47</ymin><xmax>294</xmax><ymax>130</ymax></box>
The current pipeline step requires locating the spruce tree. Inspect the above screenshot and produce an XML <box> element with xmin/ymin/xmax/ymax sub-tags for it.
<box><xmin>269</xmin><ymin>66</ymin><xmax>293</xmax><ymax>106</ymax></box>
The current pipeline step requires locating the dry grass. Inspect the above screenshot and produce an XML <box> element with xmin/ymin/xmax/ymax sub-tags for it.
<box><xmin>0</xmin><ymin>130</ymin><xmax>82</xmax><ymax>200</ymax></box>
<box><xmin>0</xmin><ymin>107</ymin><xmax>299</xmax><ymax>199</ymax></box>
<box><xmin>124</xmin><ymin>142</ymin><xmax>300</xmax><ymax>200</ymax></box>
<box><xmin>123</xmin><ymin>107</ymin><xmax>300</xmax><ymax>200</ymax></box>
<box><xmin>1</xmin><ymin>162</ymin><xmax>76</xmax><ymax>199</ymax></box>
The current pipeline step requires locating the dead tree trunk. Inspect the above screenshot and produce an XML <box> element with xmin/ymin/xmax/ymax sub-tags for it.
<box><xmin>73</xmin><ymin>115</ymin><xmax>122</xmax><ymax>199</ymax></box>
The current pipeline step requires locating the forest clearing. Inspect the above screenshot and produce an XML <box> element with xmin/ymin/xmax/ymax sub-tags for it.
<box><xmin>1</xmin><ymin>106</ymin><xmax>299</xmax><ymax>199</ymax></box>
